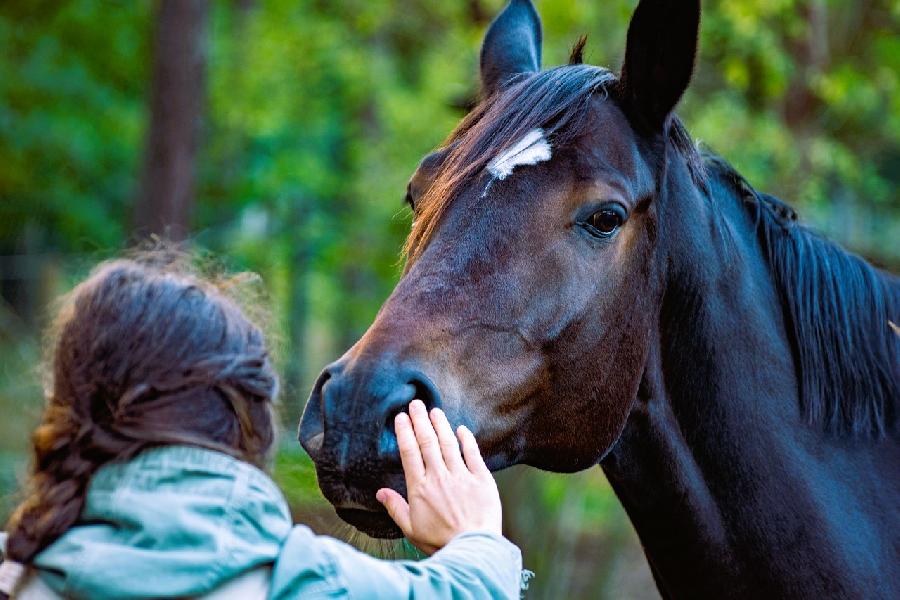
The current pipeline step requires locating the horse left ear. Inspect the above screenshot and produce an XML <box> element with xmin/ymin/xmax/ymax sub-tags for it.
<box><xmin>480</xmin><ymin>0</ymin><xmax>542</xmax><ymax>98</ymax></box>
<box><xmin>619</xmin><ymin>0</ymin><xmax>701</xmax><ymax>133</ymax></box>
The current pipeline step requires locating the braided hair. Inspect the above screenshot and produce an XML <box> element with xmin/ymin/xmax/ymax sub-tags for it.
<box><xmin>3</xmin><ymin>256</ymin><xmax>279</xmax><ymax>568</ymax></box>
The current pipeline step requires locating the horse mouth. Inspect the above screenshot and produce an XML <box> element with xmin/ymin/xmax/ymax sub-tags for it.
<box><xmin>314</xmin><ymin>469</ymin><xmax>406</xmax><ymax>538</ymax></box>
<box><xmin>336</xmin><ymin>507</ymin><xmax>403</xmax><ymax>539</ymax></box>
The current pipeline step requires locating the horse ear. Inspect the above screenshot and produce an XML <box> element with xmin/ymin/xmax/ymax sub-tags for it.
<box><xmin>480</xmin><ymin>0</ymin><xmax>542</xmax><ymax>97</ymax></box>
<box><xmin>619</xmin><ymin>0</ymin><xmax>701</xmax><ymax>132</ymax></box>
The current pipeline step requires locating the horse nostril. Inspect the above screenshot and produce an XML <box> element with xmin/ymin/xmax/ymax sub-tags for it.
<box><xmin>304</xmin><ymin>432</ymin><xmax>324</xmax><ymax>453</ymax></box>
<box><xmin>382</xmin><ymin>376</ymin><xmax>442</xmax><ymax>427</ymax></box>
<box><xmin>378</xmin><ymin>373</ymin><xmax>442</xmax><ymax>464</ymax></box>
<box><xmin>299</xmin><ymin>369</ymin><xmax>331</xmax><ymax>457</ymax></box>
<box><xmin>410</xmin><ymin>376</ymin><xmax>441</xmax><ymax>413</ymax></box>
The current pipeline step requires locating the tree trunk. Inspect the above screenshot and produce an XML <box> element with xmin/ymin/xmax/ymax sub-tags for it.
<box><xmin>284</xmin><ymin>197</ymin><xmax>311</xmax><ymax>426</ymax></box>
<box><xmin>133</xmin><ymin>0</ymin><xmax>208</xmax><ymax>240</ymax></box>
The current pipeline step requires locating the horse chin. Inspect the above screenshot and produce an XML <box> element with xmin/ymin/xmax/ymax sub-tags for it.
<box><xmin>311</xmin><ymin>466</ymin><xmax>408</xmax><ymax>538</ymax></box>
<box><xmin>336</xmin><ymin>507</ymin><xmax>403</xmax><ymax>539</ymax></box>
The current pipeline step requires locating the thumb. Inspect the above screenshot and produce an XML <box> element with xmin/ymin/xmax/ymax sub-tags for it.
<box><xmin>376</xmin><ymin>488</ymin><xmax>412</xmax><ymax>534</ymax></box>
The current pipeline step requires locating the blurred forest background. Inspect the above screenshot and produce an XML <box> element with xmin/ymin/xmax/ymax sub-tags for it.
<box><xmin>0</xmin><ymin>1</ymin><xmax>898</xmax><ymax>598</ymax></box>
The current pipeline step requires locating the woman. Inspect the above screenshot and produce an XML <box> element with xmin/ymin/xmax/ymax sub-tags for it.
<box><xmin>0</xmin><ymin>255</ymin><xmax>525</xmax><ymax>599</ymax></box>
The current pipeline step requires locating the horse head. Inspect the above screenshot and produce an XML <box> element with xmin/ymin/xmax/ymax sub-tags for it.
<box><xmin>299</xmin><ymin>0</ymin><xmax>702</xmax><ymax>537</ymax></box>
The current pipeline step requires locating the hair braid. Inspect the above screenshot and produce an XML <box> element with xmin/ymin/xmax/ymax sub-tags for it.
<box><xmin>3</xmin><ymin>255</ymin><xmax>279</xmax><ymax>573</ymax></box>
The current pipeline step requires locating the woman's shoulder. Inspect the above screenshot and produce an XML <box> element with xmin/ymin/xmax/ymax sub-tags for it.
<box><xmin>83</xmin><ymin>444</ymin><xmax>294</xmax><ymax>547</ymax></box>
<box><xmin>91</xmin><ymin>445</ymin><xmax>281</xmax><ymax>496</ymax></box>
<box><xmin>31</xmin><ymin>445</ymin><xmax>294</xmax><ymax>599</ymax></box>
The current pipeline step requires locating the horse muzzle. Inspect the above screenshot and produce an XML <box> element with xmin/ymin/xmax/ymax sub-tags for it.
<box><xmin>298</xmin><ymin>355</ymin><xmax>442</xmax><ymax>538</ymax></box>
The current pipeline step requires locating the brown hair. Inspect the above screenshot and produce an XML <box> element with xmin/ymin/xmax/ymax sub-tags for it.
<box><xmin>3</xmin><ymin>254</ymin><xmax>279</xmax><ymax>564</ymax></box>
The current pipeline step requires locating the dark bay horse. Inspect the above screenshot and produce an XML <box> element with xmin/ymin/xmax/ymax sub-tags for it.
<box><xmin>299</xmin><ymin>0</ymin><xmax>900</xmax><ymax>597</ymax></box>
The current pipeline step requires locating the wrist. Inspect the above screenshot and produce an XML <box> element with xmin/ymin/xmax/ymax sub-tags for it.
<box><xmin>450</xmin><ymin>528</ymin><xmax>505</xmax><ymax>540</ymax></box>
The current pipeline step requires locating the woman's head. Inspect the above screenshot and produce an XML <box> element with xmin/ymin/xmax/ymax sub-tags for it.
<box><xmin>5</xmin><ymin>254</ymin><xmax>278</xmax><ymax>563</ymax></box>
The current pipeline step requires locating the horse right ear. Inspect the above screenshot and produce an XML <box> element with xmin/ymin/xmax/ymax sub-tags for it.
<box><xmin>479</xmin><ymin>0</ymin><xmax>542</xmax><ymax>98</ymax></box>
<box><xmin>619</xmin><ymin>0</ymin><xmax>701</xmax><ymax>133</ymax></box>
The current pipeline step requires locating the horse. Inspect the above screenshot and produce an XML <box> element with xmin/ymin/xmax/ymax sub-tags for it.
<box><xmin>298</xmin><ymin>0</ymin><xmax>900</xmax><ymax>597</ymax></box>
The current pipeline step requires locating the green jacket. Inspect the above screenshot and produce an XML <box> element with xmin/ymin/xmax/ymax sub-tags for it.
<box><xmin>32</xmin><ymin>445</ymin><xmax>524</xmax><ymax>599</ymax></box>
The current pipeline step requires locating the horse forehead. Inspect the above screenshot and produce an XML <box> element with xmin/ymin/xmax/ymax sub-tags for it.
<box><xmin>487</xmin><ymin>128</ymin><xmax>553</xmax><ymax>181</ymax></box>
<box><xmin>478</xmin><ymin>102</ymin><xmax>642</xmax><ymax>182</ymax></box>
<box><xmin>571</xmin><ymin>99</ymin><xmax>650</xmax><ymax>185</ymax></box>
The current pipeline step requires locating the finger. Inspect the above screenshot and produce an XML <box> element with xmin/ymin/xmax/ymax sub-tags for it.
<box><xmin>458</xmin><ymin>425</ymin><xmax>491</xmax><ymax>476</ymax></box>
<box><xmin>408</xmin><ymin>400</ymin><xmax>444</xmax><ymax>472</ymax></box>
<box><xmin>430</xmin><ymin>408</ymin><xmax>465</xmax><ymax>471</ymax></box>
<box><xmin>395</xmin><ymin>412</ymin><xmax>424</xmax><ymax>484</ymax></box>
<box><xmin>376</xmin><ymin>488</ymin><xmax>411</xmax><ymax>535</ymax></box>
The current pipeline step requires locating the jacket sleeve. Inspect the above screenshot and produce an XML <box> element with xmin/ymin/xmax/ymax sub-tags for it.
<box><xmin>269</xmin><ymin>525</ymin><xmax>523</xmax><ymax>599</ymax></box>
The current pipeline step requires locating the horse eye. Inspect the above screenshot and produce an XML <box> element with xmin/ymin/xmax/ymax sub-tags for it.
<box><xmin>586</xmin><ymin>207</ymin><xmax>625</xmax><ymax>236</ymax></box>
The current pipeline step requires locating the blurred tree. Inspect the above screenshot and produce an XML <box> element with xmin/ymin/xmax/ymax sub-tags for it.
<box><xmin>0</xmin><ymin>2</ymin><xmax>149</xmax><ymax>252</ymax></box>
<box><xmin>134</xmin><ymin>0</ymin><xmax>209</xmax><ymax>240</ymax></box>
<box><xmin>0</xmin><ymin>1</ymin><xmax>150</xmax><ymax>323</ymax></box>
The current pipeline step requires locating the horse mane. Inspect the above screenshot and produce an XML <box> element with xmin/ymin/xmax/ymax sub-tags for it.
<box><xmin>706</xmin><ymin>155</ymin><xmax>900</xmax><ymax>439</ymax></box>
<box><xmin>404</xmin><ymin>61</ymin><xmax>705</xmax><ymax>265</ymax></box>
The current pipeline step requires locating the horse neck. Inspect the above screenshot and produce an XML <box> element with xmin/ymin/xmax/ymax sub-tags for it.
<box><xmin>599</xmin><ymin>160</ymin><xmax>899</xmax><ymax>599</ymax></box>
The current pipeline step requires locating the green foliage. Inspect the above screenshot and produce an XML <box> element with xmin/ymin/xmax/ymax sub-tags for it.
<box><xmin>0</xmin><ymin>1</ymin><xmax>151</xmax><ymax>249</ymax></box>
<box><xmin>0</xmin><ymin>1</ymin><xmax>898</xmax><ymax>598</ymax></box>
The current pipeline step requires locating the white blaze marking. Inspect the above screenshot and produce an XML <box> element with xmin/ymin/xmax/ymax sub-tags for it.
<box><xmin>487</xmin><ymin>128</ymin><xmax>552</xmax><ymax>181</ymax></box>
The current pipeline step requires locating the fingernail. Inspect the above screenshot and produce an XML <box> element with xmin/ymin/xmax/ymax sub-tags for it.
<box><xmin>410</xmin><ymin>399</ymin><xmax>424</xmax><ymax>412</ymax></box>
<box><xmin>395</xmin><ymin>412</ymin><xmax>409</xmax><ymax>426</ymax></box>
<box><xmin>375</xmin><ymin>489</ymin><xmax>386</xmax><ymax>503</ymax></box>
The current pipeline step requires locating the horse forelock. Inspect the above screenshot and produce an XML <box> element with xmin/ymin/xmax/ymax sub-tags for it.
<box><xmin>402</xmin><ymin>65</ymin><xmax>616</xmax><ymax>267</ymax></box>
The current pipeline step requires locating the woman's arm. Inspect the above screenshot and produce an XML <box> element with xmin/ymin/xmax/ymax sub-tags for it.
<box><xmin>271</xmin><ymin>525</ymin><xmax>522</xmax><ymax>599</ymax></box>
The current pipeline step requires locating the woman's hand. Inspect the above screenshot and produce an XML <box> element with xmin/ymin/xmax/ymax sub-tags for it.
<box><xmin>375</xmin><ymin>400</ymin><xmax>503</xmax><ymax>555</ymax></box>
